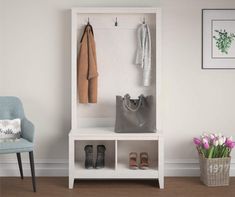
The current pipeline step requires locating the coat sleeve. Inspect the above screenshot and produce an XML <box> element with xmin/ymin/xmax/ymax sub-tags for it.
<box><xmin>77</xmin><ymin>29</ymin><xmax>89</xmax><ymax>103</ymax></box>
<box><xmin>143</xmin><ymin>24</ymin><xmax>151</xmax><ymax>86</ymax></box>
<box><xmin>87</xmin><ymin>29</ymin><xmax>98</xmax><ymax>80</ymax></box>
<box><xmin>87</xmin><ymin>27</ymin><xmax>98</xmax><ymax>103</ymax></box>
<box><xmin>136</xmin><ymin>24</ymin><xmax>144</xmax><ymax>68</ymax></box>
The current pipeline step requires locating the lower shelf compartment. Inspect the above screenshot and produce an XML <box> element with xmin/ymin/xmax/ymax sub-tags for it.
<box><xmin>117</xmin><ymin>140</ymin><xmax>158</xmax><ymax>171</ymax></box>
<box><xmin>74</xmin><ymin>140</ymin><xmax>116</xmax><ymax>170</ymax></box>
<box><xmin>69</xmin><ymin>129</ymin><xmax>164</xmax><ymax>189</ymax></box>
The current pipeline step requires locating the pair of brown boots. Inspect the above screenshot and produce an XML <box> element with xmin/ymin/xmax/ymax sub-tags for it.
<box><xmin>129</xmin><ymin>152</ymin><xmax>149</xmax><ymax>170</ymax></box>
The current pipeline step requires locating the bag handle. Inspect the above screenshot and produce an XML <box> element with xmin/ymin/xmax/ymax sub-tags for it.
<box><xmin>123</xmin><ymin>94</ymin><xmax>143</xmax><ymax>112</ymax></box>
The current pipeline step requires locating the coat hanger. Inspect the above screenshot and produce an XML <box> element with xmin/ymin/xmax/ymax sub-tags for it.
<box><xmin>80</xmin><ymin>17</ymin><xmax>94</xmax><ymax>42</ymax></box>
<box><xmin>87</xmin><ymin>17</ymin><xmax>90</xmax><ymax>25</ymax></box>
<box><xmin>115</xmin><ymin>17</ymin><xmax>118</xmax><ymax>27</ymax></box>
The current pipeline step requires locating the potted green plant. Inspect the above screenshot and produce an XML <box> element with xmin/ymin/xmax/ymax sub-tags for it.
<box><xmin>193</xmin><ymin>133</ymin><xmax>234</xmax><ymax>186</ymax></box>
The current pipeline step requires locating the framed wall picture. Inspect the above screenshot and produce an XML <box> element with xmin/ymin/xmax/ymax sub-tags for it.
<box><xmin>202</xmin><ymin>9</ymin><xmax>235</xmax><ymax>69</ymax></box>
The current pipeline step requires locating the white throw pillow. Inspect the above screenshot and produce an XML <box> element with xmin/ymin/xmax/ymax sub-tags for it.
<box><xmin>0</xmin><ymin>119</ymin><xmax>21</xmax><ymax>142</ymax></box>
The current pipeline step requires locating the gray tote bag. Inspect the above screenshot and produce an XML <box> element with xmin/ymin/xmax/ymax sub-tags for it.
<box><xmin>115</xmin><ymin>94</ymin><xmax>155</xmax><ymax>133</ymax></box>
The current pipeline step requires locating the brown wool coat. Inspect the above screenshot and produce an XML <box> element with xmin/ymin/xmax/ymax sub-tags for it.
<box><xmin>77</xmin><ymin>25</ymin><xmax>98</xmax><ymax>103</ymax></box>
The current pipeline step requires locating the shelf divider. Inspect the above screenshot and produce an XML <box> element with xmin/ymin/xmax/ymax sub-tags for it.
<box><xmin>115</xmin><ymin>140</ymin><xmax>118</xmax><ymax>170</ymax></box>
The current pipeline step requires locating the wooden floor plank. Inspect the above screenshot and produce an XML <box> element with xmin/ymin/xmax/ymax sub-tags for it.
<box><xmin>0</xmin><ymin>177</ymin><xmax>234</xmax><ymax>197</ymax></box>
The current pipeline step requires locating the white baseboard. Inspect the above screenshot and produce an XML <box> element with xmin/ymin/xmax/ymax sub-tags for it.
<box><xmin>0</xmin><ymin>159</ymin><xmax>234</xmax><ymax>177</ymax></box>
<box><xmin>0</xmin><ymin>159</ymin><xmax>68</xmax><ymax>177</ymax></box>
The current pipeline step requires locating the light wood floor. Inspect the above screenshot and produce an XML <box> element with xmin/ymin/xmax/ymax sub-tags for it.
<box><xmin>0</xmin><ymin>177</ymin><xmax>235</xmax><ymax>197</ymax></box>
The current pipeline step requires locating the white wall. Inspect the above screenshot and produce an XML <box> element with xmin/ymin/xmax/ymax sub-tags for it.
<box><xmin>1</xmin><ymin>0</ymin><xmax>235</xmax><ymax>176</ymax></box>
<box><xmin>0</xmin><ymin>0</ymin><xmax>3</xmax><ymax>90</ymax></box>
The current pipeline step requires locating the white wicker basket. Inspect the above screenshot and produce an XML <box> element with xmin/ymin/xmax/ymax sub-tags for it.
<box><xmin>199</xmin><ymin>154</ymin><xmax>231</xmax><ymax>186</ymax></box>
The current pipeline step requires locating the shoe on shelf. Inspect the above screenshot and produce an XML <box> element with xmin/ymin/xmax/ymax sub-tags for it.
<box><xmin>95</xmin><ymin>145</ymin><xmax>106</xmax><ymax>169</ymax></box>
<box><xmin>140</xmin><ymin>152</ymin><xmax>149</xmax><ymax>170</ymax></box>
<box><xmin>84</xmin><ymin>145</ymin><xmax>93</xmax><ymax>169</ymax></box>
<box><xmin>129</xmin><ymin>152</ymin><xmax>138</xmax><ymax>170</ymax></box>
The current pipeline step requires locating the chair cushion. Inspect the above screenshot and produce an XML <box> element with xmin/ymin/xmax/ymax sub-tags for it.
<box><xmin>0</xmin><ymin>138</ymin><xmax>33</xmax><ymax>154</ymax></box>
<box><xmin>0</xmin><ymin>119</ymin><xmax>21</xmax><ymax>141</ymax></box>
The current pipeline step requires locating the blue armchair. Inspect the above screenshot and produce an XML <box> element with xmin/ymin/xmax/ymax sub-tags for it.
<box><xmin>0</xmin><ymin>96</ymin><xmax>36</xmax><ymax>192</ymax></box>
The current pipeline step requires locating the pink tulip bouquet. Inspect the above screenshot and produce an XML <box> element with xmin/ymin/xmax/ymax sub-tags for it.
<box><xmin>193</xmin><ymin>133</ymin><xmax>235</xmax><ymax>158</ymax></box>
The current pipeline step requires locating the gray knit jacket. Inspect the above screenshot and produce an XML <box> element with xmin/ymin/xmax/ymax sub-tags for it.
<box><xmin>135</xmin><ymin>23</ymin><xmax>151</xmax><ymax>86</ymax></box>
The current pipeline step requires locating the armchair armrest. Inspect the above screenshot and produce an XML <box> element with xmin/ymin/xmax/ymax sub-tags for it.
<box><xmin>21</xmin><ymin>118</ymin><xmax>35</xmax><ymax>143</ymax></box>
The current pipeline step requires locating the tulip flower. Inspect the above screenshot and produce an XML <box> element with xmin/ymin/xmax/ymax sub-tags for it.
<box><xmin>228</xmin><ymin>142</ymin><xmax>235</xmax><ymax>149</ymax></box>
<box><xmin>222</xmin><ymin>136</ymin><xmax>226</xmax><ymax>143</ymax></box>
<box><xmin>193</xmin><ymin>138</ymin><xmax>201</xmax><ymax>146</ymax></box>
<box><xmin>202</xmin><ymin>133</ymin><xmax>209</xmax><ymax>140</ymax></box>
<box><xmin>203</xmin><ymin>143</ymin><xmax>210</xmax><ymax>150</ymax></box>
<box><xmin>218</xmin><ymin>137</ymin><xmax>224</xmax><ymax>146</ymax></box>
<box><xmin>210</xmin><ymin>134</ymin><xmax>215</xmax><ymax>140</ymax></box>
<box><xmin>202</xmin><ymin>138</ymin><xmax>210</xmax><ymax>149</ymax></box>
<box><xmin>225</xmin><ymin>141</ymin><xmax>235</xmax><ymax>149</ymax></box>
<box><xmin>226</xmin><ymin>136</ymin><xmax>233</xmax><ymax>144</ymax></box>
<box><xmin>213</xmin><ymin>139</ymin><xmax>219</xmax><ymax>146</ymax></box>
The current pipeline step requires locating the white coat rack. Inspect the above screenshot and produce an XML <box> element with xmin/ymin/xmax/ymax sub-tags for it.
<box><xmin>69</xmin><ymin>7</ymin><xmax>163</xmax><ymax>189</ymax></box>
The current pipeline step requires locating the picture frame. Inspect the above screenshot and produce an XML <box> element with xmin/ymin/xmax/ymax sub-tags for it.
<box><xmin>202</xmin><ymin>9</ymin><xmax>235</xmax><ymax>69</ymax></box>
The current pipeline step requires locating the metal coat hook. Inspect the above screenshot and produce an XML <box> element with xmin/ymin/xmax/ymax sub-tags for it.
<box><xmin>143</xmin><ymin>17</ymin><xmax>146</xmax><ymax>24</ymax></box>
<box><xmin>115</xmin><ymin>17</ymin><xmax>118</xmax><ymax>27</ymax></box>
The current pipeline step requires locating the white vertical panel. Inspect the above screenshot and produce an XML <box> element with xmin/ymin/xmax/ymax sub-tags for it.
<box><xmin>71</xmin><ymin>9</ymin><xmax>78</xmax><ymax>129</ymax></box>
<box><xmin>156</xmin><ymin>8</ymin><xmax>163</xmax><ymax>134</ymax></box>
<box><xmin>69</xmin><ymin>136</ymin><xmax>75</xmax><ymax>189</ymax></box>
<box><xmin>115</xmin><ymin>140</ymin><xmax>118</xmax><ymax>170</ymax></box>
<box><xmin>158</xmin><ymin>135</ymin><xmax>164</xmax><ymax>188</ymax></box>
